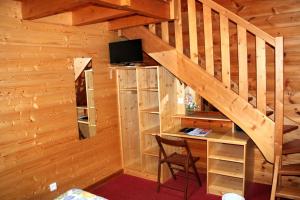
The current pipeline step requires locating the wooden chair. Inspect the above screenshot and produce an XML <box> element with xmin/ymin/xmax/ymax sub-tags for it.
<box><xmin>155</xmin><ymin>135</ymin><xmax>202</xmax><ymax>200</ymax></box>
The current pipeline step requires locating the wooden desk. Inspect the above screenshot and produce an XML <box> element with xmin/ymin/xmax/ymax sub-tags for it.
<box><xmin>161</xmin><ymin>128</ymin><xmax>249</xmax><ymax>197</ymax></box>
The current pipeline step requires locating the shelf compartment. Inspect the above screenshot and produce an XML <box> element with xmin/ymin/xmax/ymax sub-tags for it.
<box><xmin>208</xmin><ymin>159</ymin><xmax>244</xmax><ymax>178</ymax></box>
<box><xmin>142</xmin><ymin>126</ymin><xmax>160</xmax><ymax>135</ymax></box>
<box><xmin>118</xmin><ymin>69</ymin><xmax>137</xmax><ymax>89</ymax></box>
<box><xmin>144</xmin><ymin>146</ymin><xmax>159</xmax><ymax>157</ymax></box>
<box><xmin>208</xmin><ymin>142</ymin><xmax>244</xmax><ymax>163</ymax></box>
<box><xmin>124</xmin><ymin>159</ymin><xmax>142</xmax><ymax>172</ymax></box>
<box><xmin>140</xmin><ymin>107</ymin><xmax>160</xmax><ymax>114</ymax></box>
<box><xmin>173</xmin><ymin>112</ymin><xmax>231</xmax><ymax>122</ymax></box>
<box><xmin>138</xmin><ymin>90</ymin><xmax>159</xmax><ymax>112</ymax></box>
<box><xmin>208</xmin><ymin>174</ymin><xmax>243</xmax><ymax>196</ymax></box>
<box><xmin>137</xmin><ymin>67</ymin><xmax>158</xmax><ymax>89</ymax></box>
<box><xmin>143</xmin><ymin>155</ymin><xmax>158</xmax><ymax>176</ymax></box>
<box><xmin>119</xmin><ymin>91</ymin><xmax>141</xmax><ymax>170</ymax></box>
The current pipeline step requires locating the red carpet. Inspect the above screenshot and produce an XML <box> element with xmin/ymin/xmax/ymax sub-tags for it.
<box><xmin>88</xmin><ymin>174</ymin><xmax>271</xmax><ymax>200</ymax></box>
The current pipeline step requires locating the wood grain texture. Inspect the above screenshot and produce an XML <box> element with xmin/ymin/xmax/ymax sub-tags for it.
<box><xmin>0</xmin><ymin>1</ymin><xmax>121</xmax><ymax>199</ymax></box>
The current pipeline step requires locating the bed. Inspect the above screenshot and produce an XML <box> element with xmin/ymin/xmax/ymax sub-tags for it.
<box><xmin>55</xmin><ymin>188</ymin><xmax>108</xmax><ymax>200</ymax></box>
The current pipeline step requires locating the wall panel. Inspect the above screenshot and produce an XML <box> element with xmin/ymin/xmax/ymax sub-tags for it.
<box><xmin>0</xmin><ymin>1</ymin><xmax>121</xmax><ymax>199</ymax></box>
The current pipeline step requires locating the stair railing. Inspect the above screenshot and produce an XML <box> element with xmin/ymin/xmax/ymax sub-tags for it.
<box><xmin>148</xmin><ymin>0</ymin><xmax>284</xmax><ymax>162</ymax></box>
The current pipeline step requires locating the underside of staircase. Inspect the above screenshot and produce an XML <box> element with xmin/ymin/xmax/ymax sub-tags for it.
<box><xmin>122</xmin><ymin>25</ymin><xmax>276</xmax><ymax>163</ymax></box>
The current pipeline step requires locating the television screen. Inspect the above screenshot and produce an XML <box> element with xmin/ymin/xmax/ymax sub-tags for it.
<box><xmin>109</xmin><ymin>39</ymin><xmax>143</xmax><ymax>65</ymax></box>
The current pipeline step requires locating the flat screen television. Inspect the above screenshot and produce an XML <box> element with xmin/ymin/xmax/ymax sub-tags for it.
<box><xmin>109</xmin><ymin>39</ymin><xmax>143</xmax><ymax>65</ymax></box>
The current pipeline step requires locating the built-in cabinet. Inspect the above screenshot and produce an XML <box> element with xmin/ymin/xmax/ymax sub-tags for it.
<box><xmin>115</xmin><ymin>65</ymin><xmax>249</xmax><ymax>196</ymax></box>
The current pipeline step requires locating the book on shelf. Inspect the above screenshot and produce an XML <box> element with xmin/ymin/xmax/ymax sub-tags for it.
<box><xmin>179</xmin><ymin>127</ymin><xmax>211</xmax><ymax>137</ymax></box>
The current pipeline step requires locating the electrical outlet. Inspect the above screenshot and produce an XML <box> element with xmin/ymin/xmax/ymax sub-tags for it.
<box><xmin>49</xmin><ymin>182</ymin><xmax>57</xmax><ymax>192</ymax></box>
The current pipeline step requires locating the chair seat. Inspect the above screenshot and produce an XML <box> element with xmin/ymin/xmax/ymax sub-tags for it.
<box><xmin>162</xmin><ymin>152</ymin><xmax>200</xmax><ymax>166</ymax></box>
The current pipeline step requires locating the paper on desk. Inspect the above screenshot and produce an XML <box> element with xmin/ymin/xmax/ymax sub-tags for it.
<box><xmin>186</xmin><ymin>128</ymin><xmax>211</xmax><ymax>136</ymax></box>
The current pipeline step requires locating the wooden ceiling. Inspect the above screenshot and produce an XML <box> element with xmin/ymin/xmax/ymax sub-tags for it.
<box><xmin>20</xmin><ymin>0</ymin><xmax>173</xmax><ymax>30</ymax></box>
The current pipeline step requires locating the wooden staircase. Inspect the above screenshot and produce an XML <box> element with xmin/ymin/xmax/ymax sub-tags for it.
<box><xmin>119</xmin><ymin>0</ymin><xmax>300</xmax><ymax>198</ymax></box>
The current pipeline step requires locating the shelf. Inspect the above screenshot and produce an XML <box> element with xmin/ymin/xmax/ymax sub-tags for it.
<box><xmin>120</xmin><ymin>87</ymin><xmax>137</xmax><ymax>91</ymax></box>
<box><xmin>208</xmin><ymin>174</ymin><xmax>243</xmax><ymax>196</ymax></box>
<box><xmin>173</xmin><ymin>112</ymin><xmax>231</xmax><ymax>122</ymax></box>
<box><xmin>142</xmin><ymin>126</ymin><xmax>160</xmax><ymax>135</ymax></box>
<box><xmin>125</xmin><ymin>160</ymin><xmax>142</xmax><ymax>171</ymax></box>
<box><xmin>140</xmin><ymin>87</ymin><xmax>158</xmax><ymax>92</ymax></box>
<box><xmin>144</xmin><ymin>146</ymin><xmax>159</xmax><ymax>157</ymax></box>
<box><xmin>208</xmin><ymin>142</ymin><xmax>244</xmax><ymax>163</ymax></box>
<box><xmin>208</xmin><ymin>159</ymin><xmax>244</xmax><ymax>178</ymax></box>
<box><xmin>143</xmin><ymin>155</ymin><xmax>158</xmax><ymax>176</ymax></box>
<box><xmin>77</xmin><ymin>106</ymin><xmax>88</xmax><ymax>110</ymax></box>
<box><xmin>78</xmin><ymin>119</ymin><xmax>89</xmax><ymax>124</ymax></box>
<box><xmin>140</xmin><ymin>107</ymin><xmax>160</xmax><ymax>114</ymax></box>
<box><xmin>161</xmin><ymin>127</ymin><xmax>247</xmax><ymax>144</ymax></box>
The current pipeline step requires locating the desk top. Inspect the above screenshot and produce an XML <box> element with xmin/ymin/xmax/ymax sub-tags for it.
<box><xmin>161</xmin><ymin>127</ymin><xmax>249</xmax><ymax>145</ymax></box>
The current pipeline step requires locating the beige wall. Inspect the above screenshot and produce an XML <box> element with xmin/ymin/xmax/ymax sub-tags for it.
<box><xmin>0</xmin><ymin>1</ymin><xmax>121</xmax><ymax>199</ymax></box>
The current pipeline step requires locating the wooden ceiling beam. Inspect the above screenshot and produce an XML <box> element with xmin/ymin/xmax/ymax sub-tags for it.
<box><xmin>119</xmin><ymin>0</ymin><xmax>171</xmax><ymax>20</ymax></box>
<box><xmin>72</xmin><ymin>6</ymin><xmax>132</xmax><ymax>26</ymax></box>
<box><xmin>21</xmin><ymin>0</ymin><xmax>171</xmax><ymax>20</ymax></box>
<box><xmin>22</xmin><ymin>0</ymin><xmax>89</xmax><ymax>20</ymax></box>
<box><xmin>108</xmin><ymin>15</ymin><xmax>162</xmax><ymax>31</ymax></box>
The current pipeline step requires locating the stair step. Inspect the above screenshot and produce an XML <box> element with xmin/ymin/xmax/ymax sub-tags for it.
<box><xmin>266</xmin><ymin>110</ymin><xmax>273</xmax><ymax>116</ymax></box>
<box><xmin>283</xmin><ymin>139</ymin><xmax>300</xmax><ymax>155</ymax></box>
<box><xmin>276</xmin><ymin>186</ymin><xmax>300</xmax><ymax>199</ymax></box>
<box><xmin>283</xmin><ymin>125</ymin><xmax>298</xmax><ymax>134</ymax></box>
<box><xmin>280</xmin><ymin>164</ymin><xmax>300</xmax><ymax>175</ymax></box>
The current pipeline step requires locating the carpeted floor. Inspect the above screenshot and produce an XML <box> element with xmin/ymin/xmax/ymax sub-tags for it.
<box><xmin>88</xmin><ymin>173</ymin><xmax>271</xmax><ymax>200</ymax></box>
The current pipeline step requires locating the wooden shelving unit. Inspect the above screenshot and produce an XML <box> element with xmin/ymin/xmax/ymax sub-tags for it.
<box><xmin>115</xmin><ymin>66</ymin><xmax>177</xmax><ymax>181</ymax></box>
<box><xmin>207</xmin><ymin>140</ymin><xmax>247</xmax><ymax>196</ymax></box>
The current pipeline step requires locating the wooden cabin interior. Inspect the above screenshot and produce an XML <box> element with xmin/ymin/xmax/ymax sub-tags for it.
<box><xmin>1</xmin><ymin>0</ymin><xmax>300</xmax><ymax>199</ymax></box>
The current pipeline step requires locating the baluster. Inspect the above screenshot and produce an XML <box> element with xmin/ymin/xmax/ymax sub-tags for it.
<box><xmin>188</xmin><ymin>0</ymin><xmax>198</xmax><ymax>64</ymax></box>
<box><xmin>203</xmin><ymin>4</ymin><xmax>214</xmax><ymax>75</ymax></box>
<box><xmin>161</xmin><ymin>22</ymin><xmax>169</xmax><ymax>43</ymax></box>
<box><xmin>256</xmin><ymin>37</ymin><xmax>267</xmax><ymax>114</ymax></box>
<box><xmin>274</xmin><ymin>37</ymin><xmax>284</xmax><ymax>156</ymax></box>
<box><xmin>174</xmin><ymin>0</ymin><xmax>185</xmax><ymax>114</ymax></box>
<box><xmin>220</xmin><ymin>14</ymin><xmax>230</xmax><ymax>88</ymax></box>
<box><xmin>174</xmin><ymin>0</ymin><xmax>183</xmax><ymax>53</ymax></box>
<box><xmin>237</xmin><ymin>25</ymin><xmax>248</xmax><ymax>101</ymax></box>
<box><xmin>149</xmin><ymin>24</ymin><xmax>156</xmax><ymax>34</ymax></box>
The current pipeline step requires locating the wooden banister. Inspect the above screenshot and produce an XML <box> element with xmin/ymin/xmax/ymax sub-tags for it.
<box><xmin>197</xmin><ymin>0</ymin><xmax>275</xmax><ymax>46</ymax></box>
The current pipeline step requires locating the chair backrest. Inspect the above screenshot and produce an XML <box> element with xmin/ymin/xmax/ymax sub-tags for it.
<box><xmin>155</xmin><ymin>135</ymin><xmax>192</xmax><ymax>159</ymax></box>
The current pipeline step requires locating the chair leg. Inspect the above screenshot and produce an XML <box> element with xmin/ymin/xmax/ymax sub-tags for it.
<box><xmin>192</xmin><ymin>161</ymin><xmax>201</xmax><ymax>187</ymax></box>
<box><xmin>184</xmin><ymin>166</ymin><xmax>189</xmax><ymax>200</ymax></box>
<box><xmin>157</xmin><ymin>162</ymin><xmax>161</xmax><ymax>192</ymax></box>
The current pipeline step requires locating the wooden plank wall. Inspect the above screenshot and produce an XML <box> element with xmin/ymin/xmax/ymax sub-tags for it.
<box><xmin>0</xmin><ymin>1</ymin><xmax>122</xmax><ymax>199</ymax></box>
